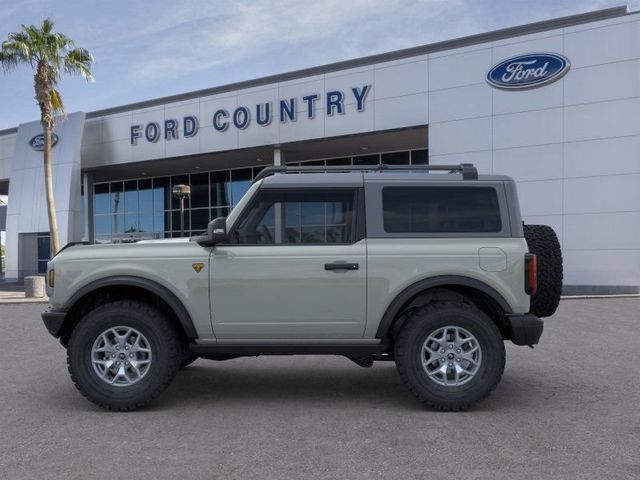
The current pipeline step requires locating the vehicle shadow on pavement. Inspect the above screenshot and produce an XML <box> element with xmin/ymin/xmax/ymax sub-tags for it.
<box><xmin>45</xmin><ymin>357</ymin><xmax>550</xmax><ymax>414</ymax></box>
<box><xmin>155</xmin><ymin>361</ymin><xmax>418</xmax><ymax>410</ymax></box>
<box><xmin>127</xmin><ymin>360</ymin><xmax>546</xmax><ymax>413</ymax></box>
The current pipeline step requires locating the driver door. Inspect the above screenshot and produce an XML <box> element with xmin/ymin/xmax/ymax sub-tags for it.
<box><xmin>210</xmin><ymin>187</ymin><xmax>367</xmax><ymax>339</ymax></box>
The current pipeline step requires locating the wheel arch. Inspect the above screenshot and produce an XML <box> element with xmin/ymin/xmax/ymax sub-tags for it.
<box><xmin>375</xmin><ymin>275</ymin><xmax>513</xmax><ymax>343</ymax></box>
<box><xmin>59</xmin><ymin>276</ymin><xmax>197</xmax><ymax>345</ymax></box>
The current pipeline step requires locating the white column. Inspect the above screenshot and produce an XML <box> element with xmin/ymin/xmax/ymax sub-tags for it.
<box><xmin>273</xmin><ymin>147</ymin><xmax>284</xmax><ymax>166</ymax></box>
<box><xmin>273</xmin><ymin>147</ymin><xmax>283</xmax><ymax>243</ymax></box>
<box><xmin>4</xmin><ymin>113</ymin><xmax>85</xmax><ymax>279</ymax></box>
<box><xmin>82</xmin><ymin>172</ymin><xmax>91</xmax><ymax>241</ymax></box>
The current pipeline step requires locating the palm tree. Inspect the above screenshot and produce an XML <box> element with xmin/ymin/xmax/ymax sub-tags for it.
<box><xmin>0</xmin><ymin>18</ymin><xmax>93</xmax><ymax>255</ymax></box>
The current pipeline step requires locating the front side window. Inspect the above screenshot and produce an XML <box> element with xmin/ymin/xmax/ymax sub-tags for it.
<box><xmin>234</xmin><ymin>189</ymin><xmax>357</xmax><ymax>245</ymax></box>
<box><xmin>382</xmin><ymin>186</ymin><xmax>502</xmax><ymax>234</ymax></box>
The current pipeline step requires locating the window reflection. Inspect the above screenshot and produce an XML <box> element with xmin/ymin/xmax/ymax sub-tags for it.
<box><xmin>230</xmin><ymin>168</ymin><xmax>252</xmax><ymax>204</ymax></box>
<box><xmin>124</xmin><ymin>180</ymin><xmax>138</xmax><ymax>212</ymax></box>
<box><xmin>211</xmin><ymin>171</ymin><xmax>230</xmax><ymax>208</ymax></box>
<box><xmin>153</xmin><ymin>177</ymin><xmax>170</xmax><ymax>211</ymax></box>
<box><xmin>139</xmin><ymin>179</ymin><xmax>153</xmax><ymax>213</ymax></box>
<box><xmin>94</xmin><ymin>183</ymin><xmax>109</xmax><ymax>214</ymax></box>
<box><xmin>111</xmin><ymin>182</ymin><xmax>123</xmax><ymax>215</ymax></box>
<box><xmin>92</xmin><ymin>149</ymin><xmax>426</xmax><ymax>242</ymax></box>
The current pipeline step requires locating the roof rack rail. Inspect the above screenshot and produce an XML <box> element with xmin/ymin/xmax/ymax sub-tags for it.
<box><xmin>253</xmin><ymin>163</ymin><xmax>478</xmax><ymax>183</ymax></box>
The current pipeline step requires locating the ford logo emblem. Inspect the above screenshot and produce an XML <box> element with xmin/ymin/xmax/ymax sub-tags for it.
<box><xmin>487</xmin><ymin>53</ymin><xmax>570</xmax><ymax>90</ymax></box>
<box><xmin>29</xmin><ymin>133</ymin><xmax>59</xmax><ymax>151</ymax></box>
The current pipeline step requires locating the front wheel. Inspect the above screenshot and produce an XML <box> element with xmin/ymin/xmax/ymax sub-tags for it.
<box><xmin>395</xmin><ymin>301</ymin><xmax>505</xmax><ymax>411</ymax></box>
<box><xmin>67</xmin><ymin>300</ymin><xmax>182</xmax><ymax>411</ymax></box>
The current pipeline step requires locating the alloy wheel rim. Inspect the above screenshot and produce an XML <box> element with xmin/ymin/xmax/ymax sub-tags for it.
<box><xmin>420</xmin><ymin>326</ymin><xmax>482</xmax><ymax>386</ymax></box>
<box><xmin>91</xmin><ymin>326</ymin><xmax>152</xmax><ymax>387</ymax></box>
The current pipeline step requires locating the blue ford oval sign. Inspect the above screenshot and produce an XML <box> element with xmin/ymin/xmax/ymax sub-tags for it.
<box><xmin>487</xmin><ymin>53</ymin><xmax>570</xmax><ymax>90</ymax></box>
<box><xmin>29</xmin><ymin>133</ymin><xmax>59</xmax><ymax>151</ymax></box>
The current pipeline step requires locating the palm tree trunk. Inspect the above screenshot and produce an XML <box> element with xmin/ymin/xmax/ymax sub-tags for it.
<box><xmin>43</xmin><ymin>126</ymin><xmax>61</xmax><ymax>255</ymax></box>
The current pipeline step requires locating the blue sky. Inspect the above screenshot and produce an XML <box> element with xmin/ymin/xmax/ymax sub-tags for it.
<box><xmin>0</xmin><ymin>0</ymin><xmax>636</xmax><ymax>130</ymax></box>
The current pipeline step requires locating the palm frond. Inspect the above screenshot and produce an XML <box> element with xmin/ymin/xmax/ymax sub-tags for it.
<box><xmin>64</xmin><ymin>47</ymin><xmax>94</xmax><ymax>81</ymax></box>
<box><xmin>0</xmin><ymin>52</ymin><xmax>17</xmax><ymax>71</ymax></box>
<box><xmin>22</xmin><ymin>24</ymin><xmax>43</xmax><ymax>45</ymax></box>
<box><xmin>54</xmin><ymin>32</ymin><xmax>73</xmax><ymax>50</ymax></box>
<box><xmin>0</xmin><ymin>49</ymin><xmax>25</xmax><ymax>71</ymax></box>
<box><xmin>2</xmin><ymin>38</ymin><xmax>31</xmax><ymax>60</ymax></box>
<box><xmin>7</xmin><ymin>31</ymin><xmax>31</xmax><ymax>53</ymax></box>
<box><xmin>41</xmin><ymin>18</ymin><xmax>55</xmax><ymax>35</ymax></box>
<box><xmin>50</xmin><ymin>88</ymin><xmax>64</xmax><ymax>113</ymax></box>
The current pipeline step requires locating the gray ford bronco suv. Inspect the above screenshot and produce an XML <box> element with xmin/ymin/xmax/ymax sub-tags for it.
<box><xmin>42</xmin><ymin>164</ymin><xmax>563</xmax><ymax>411</ymax></box>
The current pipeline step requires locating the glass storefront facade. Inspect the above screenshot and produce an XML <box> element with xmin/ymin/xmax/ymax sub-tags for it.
<box><xmin>93</xmin><ymin>166</ymin><xmax>261</xmax><ymax>243</ymax></box>
<box><xmin>36</xmin><ymin>232</ymin><xmax>51</xmax><ymax>273</ymax></box>
<box><xmin>92</xmin><ymin>149</ymin><xmax>427</xmax><ymax>243</ymax></box>
<box><xmin>287</xmin><ymin>149</ymin><xmax>427</xmax><ymax>167</ymax></box>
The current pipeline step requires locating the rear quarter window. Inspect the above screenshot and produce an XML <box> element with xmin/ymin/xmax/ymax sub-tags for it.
<box><xmin>382</xmin><ymin>186</ymin><xmax>502</xmax><ymax>233</ymax></box>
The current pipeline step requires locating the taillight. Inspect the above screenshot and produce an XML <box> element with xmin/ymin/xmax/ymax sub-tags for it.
<box><xmin>525</xmin><ymin>253</ymin><xmax>537</xmax><ymax>295</ymax></box>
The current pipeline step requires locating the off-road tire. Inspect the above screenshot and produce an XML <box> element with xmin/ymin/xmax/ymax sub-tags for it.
<box><xmin>524</xmin><ymin>224</ymin><xmax>563</xmax><ymax>318</ymax></box>
<box><xmin>67</xmin><ymin>300</ymin><xmax>182</xmax><ymax>411</ymax></box>
<box><xmin>395</xmin><ymin>301</ymin><xmax>505</xmax><ymax>411</ymax></box>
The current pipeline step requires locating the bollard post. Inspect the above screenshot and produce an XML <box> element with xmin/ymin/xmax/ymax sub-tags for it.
<box><xmin>24</xmin><ymin>276</ymin><xmax>46</xmax><ymax>298</ymax></box>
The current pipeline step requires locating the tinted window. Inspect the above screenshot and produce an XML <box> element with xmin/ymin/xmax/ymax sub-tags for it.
<box><xmin>411</xmin><ymin>149</ymin><xmax>428</xmax><ymax>165</ymax></box>
<box><xmin>382</xmin><ymin>186</ymin><xmax>502</xmax><ymax>233</ymax></box>
<box><xmin>37</xmin><ymin>232</ymin><xmax>51</xmax><ymax>274</ymax></box>
<box><xmin>381</xmin><ymin>151</ymin><xmax>410</xmax><ymax>165</ymax></box>
<box><xmin>235</xmin><ymin>189</ymin><xmax>357</xmax><ymax>245</ymax></box>
<box><xmin>190</xmin><ymin>173</ymin><xmax>209</xmax><ymax>208</ymax></box>
<box><xmin>353</xmin><ymin>154</ymin><xmax>380</xmax><ymax>166</ymax></box>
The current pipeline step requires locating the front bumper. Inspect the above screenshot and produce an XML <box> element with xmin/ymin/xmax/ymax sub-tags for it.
<box><xmin>506</xmin><ymin>314</ymin><xmax>543</xmax><ymax>346</ymax></box>
<box><xmin>41</xmin><ymin>307</ymin><xmax>68</xmax><ymax>338</ymax></box>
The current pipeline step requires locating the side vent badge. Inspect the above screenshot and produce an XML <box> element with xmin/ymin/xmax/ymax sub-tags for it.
<box><xmin>192</xmin><ymin>262</ymin><xmax>204</xmax><ymax>273</ymax></box>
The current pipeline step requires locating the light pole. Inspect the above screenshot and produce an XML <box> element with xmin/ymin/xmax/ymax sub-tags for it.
<box><xmin>172</xmin><ymin>184</ymin><xmax>191</xmax><ymax>237</ymax></box>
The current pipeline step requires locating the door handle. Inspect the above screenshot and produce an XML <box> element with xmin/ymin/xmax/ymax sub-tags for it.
<box><xmin>324</xmin><ymin>262</ymin><xmax>359</xmax><ymax>271</ymax></box>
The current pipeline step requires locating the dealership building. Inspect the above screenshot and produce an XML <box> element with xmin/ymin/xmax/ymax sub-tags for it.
<box><xmin>0</xmin><ymin>5</ymin><xmax>639</xmax><ymax>293</ymax></box>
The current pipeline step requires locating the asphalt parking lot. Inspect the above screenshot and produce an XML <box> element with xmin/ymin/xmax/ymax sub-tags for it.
<box><xmin>0</xmin><ymin>299</ymin><xmax>639</xmax><ymax>480</ymax></box>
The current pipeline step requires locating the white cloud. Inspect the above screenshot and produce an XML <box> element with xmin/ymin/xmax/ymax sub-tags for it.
<box><xmin>109</xmin><ymin>0</ymin><xmax>475</xmax><ymax>82</ymax></box>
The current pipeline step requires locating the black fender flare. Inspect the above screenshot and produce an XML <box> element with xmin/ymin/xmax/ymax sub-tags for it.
<box><xmin>64</xmin><ymin>275</ymin><xmax>198</xmax><ymax>338</ymax></box>
<box><xmin>375</xmin><ymin>275</ymin><xmax>512</xmax><ymax>340</ymax></box>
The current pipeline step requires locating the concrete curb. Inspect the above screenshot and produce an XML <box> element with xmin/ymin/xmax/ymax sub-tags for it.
<box><xmin>560</xmin><ymin>294</ymin><xmax>640</xmax><ymax>300</ymax></box>
<box><xmin>0</xmin><ymin>297</ymin><xmax>50</xmax><ymax>305</ymax></box>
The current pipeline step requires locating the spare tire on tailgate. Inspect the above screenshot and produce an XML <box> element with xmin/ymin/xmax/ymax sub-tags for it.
<box><xmin>523</xmin><ymin>224</ymin><xmax>563</xmax><ymax>318</ymax></box>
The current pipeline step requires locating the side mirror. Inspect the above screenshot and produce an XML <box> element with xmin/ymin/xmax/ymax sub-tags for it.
<box><xmin>207</xmin><ymin>217</ymin><xmax>227</xmax><ymax>244</ymax></box>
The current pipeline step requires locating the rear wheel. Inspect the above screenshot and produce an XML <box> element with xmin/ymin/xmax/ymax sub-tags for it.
<box><xmin>395</xmin><ymin>301</ymin><xmax>505</xmax><ymax>411</ymax></box>
<box><xmin>67</xmin><ymin>300</ymin><xmax>182</xmax><ymax>411</ymax></box>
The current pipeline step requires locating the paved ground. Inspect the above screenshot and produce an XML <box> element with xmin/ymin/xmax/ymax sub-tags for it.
<box><xmin>0</xmin><ymin>281</ymin><xmax>49</xmax><ymax>303</ymax></box>
<box><xmin>0</xmin><ymin>299</ymin><xmax>639</xmax><ymax>480</ymax></box>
